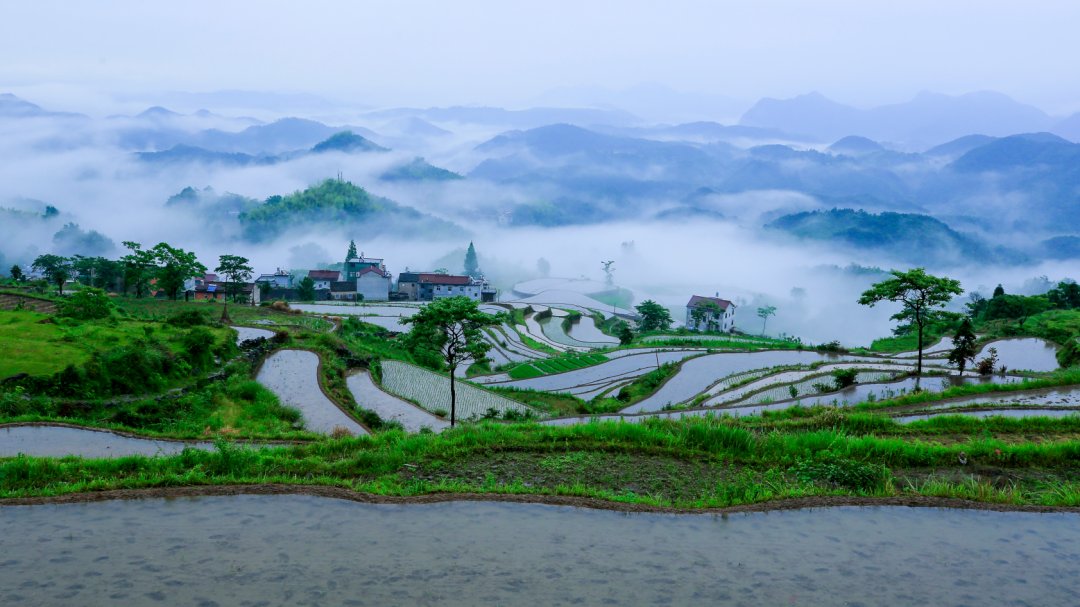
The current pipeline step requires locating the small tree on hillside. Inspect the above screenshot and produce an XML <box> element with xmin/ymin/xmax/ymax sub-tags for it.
<box><xmin>618</xmin><ymin>322</ymin><xmax>635</xmax><ymax>345</ymax></box>
<box><xmin>635</xmin><ymin>300</ymin><xmax>673</xmax><ymax>332</ymax></box>
<box><xmin>756</xmin><ymin>305</ymin><xmax>777</xmax><ymax>336</ymax></box>
<box><xmin>858</xmin><ymin>268</ymin><xmax>963</xmax><ymax>375</ymax></box>
<box><xmin>400</xmin><ymin>296</ymin><xmax>497</xmax><ymax>426</ymax></box>
<box><xmin>464</xmin><ymin>241</ymin><xmax>480</xmax><ymax>278</ymax></box>
<box><xmin>601</xmin><ymin>260</ymin><xmax>615</xmax><ymax>287</ymax></box>
<box><xmin>9</xmin><ymin>264</ymin><xmax>23</xmax><ymax>283</ymax></box>
<box><xmin>151</xmin><ymin>243</ymin><xmax>207</xmax><ymax>300</ymax></box>
<box><xmin>31</xmin><ymin>254</ymin><xmax>72</xmax><ymax>295</ymax></box>
<box><xmin>297</xmin><ymin>276</ymin><xmax>316</xmax><ymax>301</ymax></box>
<box><xmin>347</xmin><ymin>239</ymin><xmax>358</xmax><ymax>260</ymax></box>
<box><xmin>947</xmin><ymin>318</ymin><xmax>978</xmax><ymax>375</ymax></box>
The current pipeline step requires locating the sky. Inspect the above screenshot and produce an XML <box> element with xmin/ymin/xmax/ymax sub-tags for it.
<box><xmin>3</xmin><ymin>0</ymin><xmax>1080</xmax><ymax>115</ymax></box>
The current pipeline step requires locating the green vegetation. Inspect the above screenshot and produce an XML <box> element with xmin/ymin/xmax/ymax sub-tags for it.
<box><xmin>635</xmin><ymin>300</ymin><xmax>673</xmax><ymax>332</ymax></box>
<box><xmin>400</xmin><ymin>296</ymin><xmax>498</xmax><ymax>426</ymax></box>
<box><xmin>859</xmin><ymin>268</ymin><xmax>963</xmax><ymax>372</ymax></box>
<box><xmin>7</xmin><ymin>414</ymin><xmax>1080</xmax><ymax>509</ymax></box>
<box><xmin>238</xmin><ymin>179</ymin><xmax>454</xmax><ymax>241</ymax></box>
<box><xmin>505</xmin><ymin>353</ymin><xmax>608</xmax><ymax>379</ymax></box>
<box><xmin>381</xmin><ymin>157</ymin><xmax>463</xmax><ymax>182</ymax></box>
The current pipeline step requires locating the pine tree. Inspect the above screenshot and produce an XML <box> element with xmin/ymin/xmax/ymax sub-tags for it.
<box><xmin>347</xmin><ymin>239</ymin><xmax>358</xmax><ymax>260</ymax></box>
<box><xmin>464</xmin><ymin>241</ymin><xmax>480</xmax><ymax>277</ymax></box>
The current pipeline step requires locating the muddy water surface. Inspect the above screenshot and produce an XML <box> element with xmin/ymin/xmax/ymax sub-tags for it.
<box><xmin>1</xmin><ymin>496</ymin><xmax>1078</xmax><ymax>606</ymax></box>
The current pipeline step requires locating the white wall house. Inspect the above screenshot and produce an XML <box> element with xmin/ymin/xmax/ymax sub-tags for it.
<box><xmin>357</xmin><ymin>267</ymin><xmax>391</xmax><ymax>301</ymax></box>
<box><xmin>685</xmin><ymin>295</ymin><xmax>736</xmax><ymax>332</ymax></box>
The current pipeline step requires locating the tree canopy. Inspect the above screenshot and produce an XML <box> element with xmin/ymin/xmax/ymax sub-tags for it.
<box><xmin>635</xmin><ymin>300</ymin><xmax>673</xmax><ymax>332</ymax></box>
<box><xmin>31</xmin><ymin>254</ymin><xmax>72</xmax><ymax>295</ymax></box>
<box><xmin>399</xmin><ymin>296</ymin><xmax>497</xmax><ymax>426</ymax></box>
<box><xmin>858</xmin><ymin>268</ymin><xmax>963</xmax><ymax>375</ymax></box>
<box><xmin>947</xmin><ymin>317</ymin><xmax>978</xmax><ymax>375</ymax></box>
<box><xmin>216</xmin><ymin>254</ymin><xmax>254</xmax><ymax>303</ymax></box>
<box><xmin>151</xmin><ymin>243</ymin><xmax>207</xmax><ymax>300</ymax></box>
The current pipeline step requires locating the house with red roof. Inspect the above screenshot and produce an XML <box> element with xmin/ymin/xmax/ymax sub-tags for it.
<box><xmin>686</xmin><ymin>294</ymin><xmax>735</xmax><ymax>332</ymax></box>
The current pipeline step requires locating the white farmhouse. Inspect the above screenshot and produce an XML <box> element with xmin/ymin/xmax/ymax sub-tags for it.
<box><xmin>685</xmin><ymin>295</ymin><xmax>736</xmax><ymax>333</ymax></box>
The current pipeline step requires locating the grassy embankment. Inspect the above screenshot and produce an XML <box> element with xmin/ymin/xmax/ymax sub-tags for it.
<box><xmin>5</xmin><ymin>413</ymin><xmax>1080</xmax><ymax>508</ymax></box>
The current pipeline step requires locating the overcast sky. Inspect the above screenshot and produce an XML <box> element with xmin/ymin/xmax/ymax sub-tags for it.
<box><xmin>3</xmin><ymin>0</ymin><xmax>1079</xmax><ymax>114</ymax></box>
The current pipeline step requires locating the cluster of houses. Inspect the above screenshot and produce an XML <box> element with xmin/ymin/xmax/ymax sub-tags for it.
<box><xmin>186</xmin><ymin>244</ymin><xmax>496</xmax><ymax>304</ymax></box>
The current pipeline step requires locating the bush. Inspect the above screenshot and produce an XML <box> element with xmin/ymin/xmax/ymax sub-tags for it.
<box><xmin>167</xmin><ymin>309</ymin><xmax>210</xmax><ymax>327</ymax></box>
<box><xmin>975</xmin><ymin>347</ymin><xmax>999</xmax><ymax>375</ymax></box>
<box><xmin>832</xmin><ymin>368</ymin><xmax>858</xmax><ymax>389</ymax></box>
<box><xmin>791</xmin><ymin>452</ymin><xmax>890</xmax><ymax>491</ymax></box>
<box><xmin>58</xmin><ymin>288</ymin><xmax>114</xmax><ymax>320</ymax></box>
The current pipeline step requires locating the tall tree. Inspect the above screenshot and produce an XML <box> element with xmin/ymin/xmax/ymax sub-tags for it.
<box><xmin>400</xmin><ymin>296</ymin><xmax>497</xmax><ymax>427</ymax></box>
<box><xmin>858</xmin><ymin>268</ymin><xmax>963</xmax><ymax>375</ymax></box>
<box><xmin>756</xmin><ymin>305</ymin><xmax>777</xmax><ymax>336</ymax></box>
<box><xmin>464</xmin><ymin>241</ymin><xmax>480</xmax><ymax>278</ymax></box>
<box><xmin>346</xmin><ymin>239</ymin><xmax>358</xmax><ymax>260</ymax></box>
<box><xmin>31</xmin><ymin>254</ymin><xmax>72</xmax><ymax>295</ymax></box>
<box><xmin>216</xmin><ymin>255</ymin><xmax>253</xmax><ymax>302</ymax></box>
<box><xmin>216</xmin><ymin>254</ymin><xmax>254</xmax><ymax>321</ymax></box>
<box><xmin>297</xmin><ymin>276</ymin><xmax>316</xmax><ymax>301</ymax></box>
<box><xmin>151</xmin><ymin>243</ymin><xmax>206</xmax><ymax>300</ymax></box>
<box><xmin>635</xmin><ymin>300</ymin><xmax>673</xmax><ymax>332</ymax></box>
<box><xmin>120</xmin><ymin>241</ymin><xmax>156</xmax><ymax>298</ymax></box>
<box><xmin>947</xmin><ymin>317</ymin><xmax>978</xmax><ymax>375</ymax></box>
<box><xmin>9</xmin><ymin>264</ymin><xmax>23</xmax><ymax>283</ymax></box>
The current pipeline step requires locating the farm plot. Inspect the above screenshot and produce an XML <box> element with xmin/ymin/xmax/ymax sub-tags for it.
<box><xmin>727</xmin><ymin>373</ymin><xmax>1029</xmax><ymax>410</ymax></box>
<box><xmin>724</xmin><ymin>370</ymin><xmax>900</xmax><ymax>406</ymax></box>
<box><xmin>346</xmin><ymin>371</ymin><xmax>449</xmax><ymax>433</ymax></box>
<box><xmin>507</xmin><ymin>353</ymin><xmax>609</xmax><ymax>380</ymax></box>
<box><xmin>232</xmin><ymin>325</ymin><xmax>274</xmax><ymax>344</ymax></box>
<box><xmin>566</xmin><ymin>315</ymin><xmax>619</xmax><ymax>345</ymax></box>
<box><xmin>491</xmin><ymin>350</ymin><xmax>701</xmax><ymax>394</ymax></box>
<box><xmin>622</xmin><ymin>351</ymin><xmax>880</xmax><ymax>413</ymax></box>
<box><xmin>380</xmin><ymin>360</ymin><xmax>536</xmax><ymax>420</ymax></box>
<box><xmin>704</xmin><ymin>362</ymin><xmax>921</xmax><ymax>406</ymax></box>
<box><xmin>256</xmin><ymin>350</ymin><xmax>368</xmax><ymax>436</ymax></box>
<box><xmin>975</xmin><ymin>338</ymin><xmax>1061</xmax><ymax>372</ymax></box>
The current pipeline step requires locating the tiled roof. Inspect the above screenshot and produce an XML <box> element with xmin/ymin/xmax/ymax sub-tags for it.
<box><xmin>357</xmin><ymin>266</ymin><xmax>389</xmax><ymax>278</ymax></box>
<box><xmin>308</xmin><ymin>270</ymin><xmax>341</xmax><ymax>280</ymax></box>
<box><xmin>687</xmin><ymin>295</ymin><xmax>733</xmax><ymax>309</ymax></box>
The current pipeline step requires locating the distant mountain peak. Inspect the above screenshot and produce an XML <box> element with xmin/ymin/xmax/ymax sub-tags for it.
<box><xmin>310</xmin><ymin>131</ymin><xmax>388</xmax><ymax>153</ymax></box>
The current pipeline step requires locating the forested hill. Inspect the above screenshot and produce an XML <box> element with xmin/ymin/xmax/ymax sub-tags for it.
<box><xmin>238</xmin><ymin>178</ymin><xmax>459</xmax><ymax>241</ymax></box>
<box><xmin>766</xmin><ymin>208</ymin><xmax>1026</xmax><ymax>266</ymax></box>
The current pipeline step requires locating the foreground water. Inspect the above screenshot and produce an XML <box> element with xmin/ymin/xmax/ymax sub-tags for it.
<box><xmin>1</xmin><ymin>495</ymin><xmax>1077</xmax><ymax>606</ymax></box>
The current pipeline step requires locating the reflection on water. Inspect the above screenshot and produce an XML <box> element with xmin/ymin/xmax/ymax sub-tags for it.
<box><xmin>0</xmin><ymin>425</ymin><xmax>213</xmax><ymax>458</ymax></box>
<box><xmin>1</xmin><ymin>496</ymin><xmax>1078</xmax><ymax>606</ymax></box>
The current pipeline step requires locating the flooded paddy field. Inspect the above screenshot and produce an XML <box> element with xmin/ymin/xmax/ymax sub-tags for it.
<box><xmin>0</xmin><ymin>425</ymin><xmax>215</xmax><ymax>458</ymax></box>
<box><xmin>1</xmin><ymin>495</ymin><xmax>1077</xmax><ymax>606</ymax></box>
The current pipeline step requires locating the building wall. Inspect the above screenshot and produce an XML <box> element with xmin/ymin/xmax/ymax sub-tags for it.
<box><xmin>357</xmin><ymin>274</ymin><xmax>390</xmax><ymax>301</ymax></box>
<box><xmin>686</xmin><ymin>305</ymin><xmax>736</xmax><ymax>332</ymax></box>
<box><xmin>430</xmin><ymin>284</ymin><xmax>481</xmax><ymax>300</ymax></box>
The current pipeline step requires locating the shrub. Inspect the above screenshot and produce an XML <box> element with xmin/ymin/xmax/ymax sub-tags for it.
<box><xmin>167</xmin><ymin>309</ymin><xmax>210</xmax><ymax>327</ymax></box>
<box><xmin>975</xmin><ymin>347</ymin><xmax>999</xmax><ymax>375</ymax></box>
<box><xmin>791</xmin><ymin>452</ymin><xmax>890</xmax><ymax>491</ymax></box>
<box><xmin>832</xmin><ymin>368</ymin><xmax>858</xmax><ymax>389</ymax></box>
<box><xmin>58</xmin><ymin>288</ymin><xmax>114</xmax><ymax>320</ymax></box>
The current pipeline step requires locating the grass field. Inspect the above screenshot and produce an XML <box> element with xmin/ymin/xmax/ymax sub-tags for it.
<box><xmin>0</xmin><ymin>309</ymin><xmax>234</xmax><ymax>379</ymax></box>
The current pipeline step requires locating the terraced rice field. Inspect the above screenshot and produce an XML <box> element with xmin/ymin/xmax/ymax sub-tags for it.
<box><xmin>255</xmin><ymin>350</ymin><xmax>369</xmax><ymax>436</ymax></box>
<box><xmin>507</xmin><ymin>353</ymin><xmax>609</xmax><ymax>380</ymax></box>
<box><xmin>623</xmin><ymin>351</ymin><xmax>874</xmax><ymax>413</ymax></box>
<box><xmin>346</xmin><ymin>371</ymin><xmax>449</xmax><ymax>432</ymax></box>
<box><xmin>491</xmin><ymin>350</ymin><xmax>702</xmax><ymax>394</ymax></box>
<box><xmin>380</xmin><ymin>360</ymin><xmax>535</xmax><ymax>420</ymax></box>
